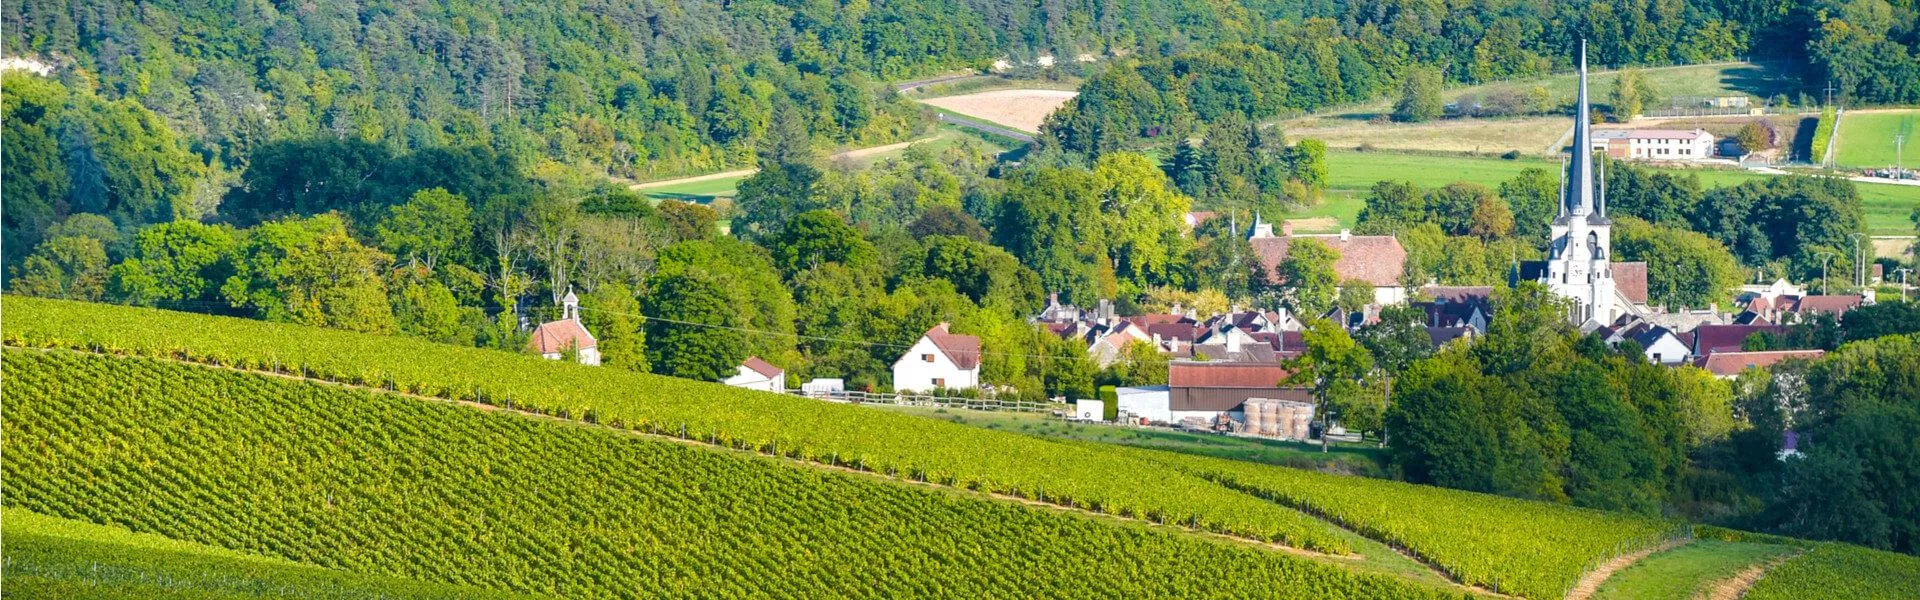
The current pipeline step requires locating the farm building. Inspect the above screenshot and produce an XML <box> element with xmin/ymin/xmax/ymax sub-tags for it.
<box><xmin>1592</xmin><ymin>128</ymin><xmax>1716</xmax><ymax>161</ymax></box>
<box><xmin>526</xmin><ymin>290</ymin><xmax>600</xmax><ymax>366</ymax></box>
<box><xmin>892</xmin><ymin>323</ymin><xmax>981</xmax><ymax>392</ymax></box>
<box><xmin>1248</xmin><ymin>219</ymin><xmax>1408</xmax><ymax>305</ymax></box>
<box><xmin>1167</xmin><ymin>361</ymin><xmax>1313</xmax><ymax>428</ymax></box>
<box><xmin>724</xmin><ymin>356</ymin><xmax>785</xmax><ymax>393</ymax></box>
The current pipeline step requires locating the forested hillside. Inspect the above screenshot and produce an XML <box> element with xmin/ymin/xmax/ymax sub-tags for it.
<box><xmin>1045</xmin><ymin>0</ymin><xmax>1920</xmax><ymax>156</ymax></box>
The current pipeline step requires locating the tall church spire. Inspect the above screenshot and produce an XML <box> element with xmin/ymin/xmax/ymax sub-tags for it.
<box><xmin>1566</xmin><ymin>40</ymin><xmax>1596</xmax><ymax>217</ymax></box>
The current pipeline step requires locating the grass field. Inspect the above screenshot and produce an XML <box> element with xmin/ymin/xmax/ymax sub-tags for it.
<box><xmin>1834</xmin><ymin>109</ymin><xmax>1920</xmax><ymax>169</ymax></box>
<box><xmin>1312</xmin><ymin>150</ymin><xmax>1920</xmax><ymax>235</ymax></box>
<box><xmin>1283</xmin><ymin>115</ymin><xmax>1571</xmax><ymax>156</ymax></box>
<box><xmin>1592</xmin><ymin>540</ymin><xmax>1797</xmax><ymax>600</ymax></box>
<box><xmin>636</xmin><ymin>125</ymin><xmax>1013</xmax><ymax>203</ymax></box>
<box><xmin>1308</xmin><ymin>62</ymin><xmax>1793</xmax><ymax>121</ymax></box>
<box><xmin>882</xmin><ymin>406</ymin><xmax>1389</xmax><ymax>477</ymax></box>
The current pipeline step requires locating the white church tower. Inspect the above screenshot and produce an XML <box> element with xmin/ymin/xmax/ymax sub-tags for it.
<box><xmin>1540</xmin><ymin>41</ymin><xmax>1622</xmax><ymax>329</ymax></box>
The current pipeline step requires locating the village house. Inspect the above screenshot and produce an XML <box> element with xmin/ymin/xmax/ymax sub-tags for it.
<box><xmin>1247</xmin><ymin>220</ymin><xmax>1409</xmax><ymax>305</ymax></box>
<box><xmin>1739</xmin><ymin>294</ymin><xmax>1865</xmax><ymax>323</ymax></box>
<box><xmin>1689</xmin><ymin>323</ymin><xmax>1791</xmax><ymax>357</ymax></box>
<box><xmin>526</xmin><ymin>290</ymin><xmax>600</xmax><ymax>366</ymax></box>
<box><xmin>1415</xmin><ymin>286</ymin><xmax>1493</xmax><ymax>332</ymax></box>
<box><xmin>892</xmin><ymin>323</ymin><xmax>982</xmax><ymax>392</ymax></box>
<box><xmin>1598</xmin><ymin>319</ymin><xmax>1694</xmax><ymax>365</ymax></box>
<box><xmin>723</xmin><ymin>356</ymin><xmax>785</xmax><ymax>393</ymax></box>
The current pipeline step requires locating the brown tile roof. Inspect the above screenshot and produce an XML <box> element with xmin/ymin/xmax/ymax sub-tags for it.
<box><xmin>1427</xmin><ymin>326</ymin><xmax>1474</xmax><ymax>347</ymax></box>
<box><xmin>741</xmin><ymin>356</ymin><xmax>783</xmax><ymax>379</ymax></box>
<box><xmin>1613</xmin><ymin>262</ymin><xmax>1649</xmax><ymax>304</ymax></box>
<box><xmin>1250</xmin><ymin>234</ymin><xmax>1407</xmax><ymax>287</ymax></box>
<box><xmin>1788</xmin><ymin>295</ymin><xmax>1862</xmax><ymax>316</ymax></box>
<box><xmin>1170</xmin><ymin>361</ymin><xmax>1294</xmax><ymax>388</ymax></box>
<box><xmin>1127</xmin><ymin>313</ymin><xmax>1194</xmax><ymax>326</ymax></box>
<box><xmin>925</xmin><ymin>323</ymin><xmax>982</xmax><ymax>370</ymax></box>
<box><xmin>1692</xmin><ymin>350</ymin><xmax>1825</xmax><ymax>377</ymax></box>
<box><xmin>527</xmin><ymin>319</ymin><xmax>597</xmax><ymax>354</ymax></box>
<box><xmin>1146</xmin><ymin>323</ymin><xmax>1206</xmax><ymax>342</ymax></box>
<box><xmin>1691</xmin><ymin>324</ymin><xmax>1789</xmax><ymax>354</ymax></box>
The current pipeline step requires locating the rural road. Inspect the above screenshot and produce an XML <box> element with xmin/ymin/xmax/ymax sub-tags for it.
<box><xmin>626</xmin><ymin>135</ymin><xmax>944</xmax><ymax>191</ymax></box>
<box><xmin>937</xmin><ymin>113</ymin><xmax>1037</xmax><ymax>143</ymax></box>
<box><xmin>895</xmin><ymin>73</ymin><xmax>985</xmax><ymax>93</ymax></box>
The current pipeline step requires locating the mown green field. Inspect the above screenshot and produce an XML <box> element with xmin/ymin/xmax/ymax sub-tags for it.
<box><xmin>1305</xmin><ymin>62</ymin><xmax>1793</xmax><ymax>121</ymax></box>
<box><xmin>4</xmin><ymin>297</ymin><xmax>1734</xmax><ymax>599</ymax></box>
<box><xmin>1314</xmin><ymin>150</ymin><xmax>1920</xmax><ymax>235</ymax></box>
<box><xmin>1593</xmin><ymin>540</ymin><xmax>1797</xmax><ymax>600</ymax></box>
<box><xmin>1834</xmin><ymin>109</ymin><xmax>1920</xmax><ymax>169</ymax></box>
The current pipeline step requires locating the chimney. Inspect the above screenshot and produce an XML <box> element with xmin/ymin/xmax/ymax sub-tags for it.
<box><xmin>1048</xmin><ymin>292</ymin><xmax>1060</xmax><ymax>307</ymax></box>
<box><xmin>1280</xmin><ymin>220</ymin><xmax>1294</xmax><ymax>237</ymax></box>
<box><xmin>1339</xmin><ymin>229</ymin><xmax>1351</xmax><ymax>241</ymax></box>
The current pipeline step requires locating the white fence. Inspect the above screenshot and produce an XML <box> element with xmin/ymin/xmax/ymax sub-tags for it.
<box><xmin>789</xmin><ymin>389</ymin><xmax>1060</xmax><ymax>413</ymax></box>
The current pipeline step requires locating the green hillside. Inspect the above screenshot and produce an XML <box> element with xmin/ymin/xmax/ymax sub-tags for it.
<box><xmin>2</xmin><ymin>348</ymin><xmax>1465</xmax><ymax>599</ymax></box>
<box><xmin>0</xmin><ymin>297</ymin><xmax>1725</xmax><ymax>599</ymax></box>
<box><xmin>1834</xmin><ymin>110</ymin><xmax>1920</xmax><ymax>169</ymax></box>
<box><xmin>3</xmin><ymin>508</ymin><xmax>541</xmax><ymax>599</ymax></box>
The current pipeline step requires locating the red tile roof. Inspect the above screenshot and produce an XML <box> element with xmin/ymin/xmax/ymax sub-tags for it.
<box><xmin>1126</xmin><ymin>313</ymin><xmax>1193</xmax><ymax>326</ymax></box>
<box><xmin>1170</xmin><ymin>361</ymin><xmax>1294</xmax><ymax>388</ymax></box>
<box><xmin>925</xmin><ymin>323</ymin><xmax>982</xmax><ymax>370</ymax></box>
<box><xmin>1692</xmin><ymin>350</ymin><xmax>1825</xmax><ymax>377</ymax></box>
<box><xmin>1250</xmin><ymin>234</ymin><xmax>1407</xmax><ymax>287</ymax></box>
<box><xmin>527</xmin><ymin>319</ymin><xmax>597</xmax><ymax>354</ymax></box>
<box><xmin>741</xmin><ymin>356</ymin><xmax>783</xmax><ymax>379</ymax></box>
<box><xmin>1613</xmin><ymin>262</ymin><xmax>1649</xmax><ymax>304</ymax></box>
<box><xmin>1691</xmin><ymin>324</ymin><xmax>1789</xmax><ymax>354</ymax></box>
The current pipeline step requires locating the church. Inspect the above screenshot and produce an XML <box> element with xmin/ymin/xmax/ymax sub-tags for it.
<box><xmin>1517</xmin><ymin>42</ymin><xmax>1650</xmax><ymax>330</ymax></box>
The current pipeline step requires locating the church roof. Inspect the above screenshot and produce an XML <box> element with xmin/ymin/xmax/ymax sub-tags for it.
<box><xmin>527</xmin><ymin>319</ymin><xmax>597</xmax><ymax>354</ymax></box>
<box><xmin>1613</xmin><ymin>262</ymin><xmax>1648</xmax><ymax>304</ymax></box>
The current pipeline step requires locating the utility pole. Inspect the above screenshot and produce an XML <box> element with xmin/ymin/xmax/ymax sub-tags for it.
<box><xmin>1820</xmin><ymin>252</ymin><xmax>1835</xmax><ymax>295</ymax></box>
<box><xmin>1897</xmin><ymin>134</ymin><xmax>1907</xmax><ymax>179</ymax></box>
<box><xmin>1825</xmin><ymin>80</ymin><xmax>1836</xmax><ymax>109</ymax></box>
<box><xmin>1851</xmin><ymin>233</ymin><xmax>1867</xmax><ymax>288</ymax></box>
<box><xmin>1896</xmin><ymin>267</ymin><xmax>1913</xmax><ymax>302</ymax></box>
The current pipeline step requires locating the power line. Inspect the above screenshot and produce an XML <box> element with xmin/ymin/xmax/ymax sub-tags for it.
<box><xmin>578</xmin><ymin>306</ymin><xmax>1090</xmax><ymax>362</ymax></box>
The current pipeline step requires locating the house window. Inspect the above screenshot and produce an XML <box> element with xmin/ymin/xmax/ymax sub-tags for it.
<box><xmin>921</xmin><ymin>353</ymin><xmax>935</xmax><ymax>363</ymax></box>
<box><xmin>1652</xmin><ymin>353</ymin><xmax>1662</xmax><ymax>363</ymax></box>
<box><xmin>932</xmin><ymin>378</ymin><xmax>946</xmax><ymax>388</ymax></box>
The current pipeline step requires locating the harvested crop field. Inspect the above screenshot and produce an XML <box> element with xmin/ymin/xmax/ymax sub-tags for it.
<box><xmin>920</xmin><ymin>89</ymin><xmax>1078</xmax><ymax>133</ymax></box>
<box><xmin>1282</xmin><ymin>115</ymin><xmax>1571</xmax><ymax>156</ymax></box>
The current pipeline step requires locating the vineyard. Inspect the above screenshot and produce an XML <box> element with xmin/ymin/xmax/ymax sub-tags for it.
<box><xmin>0</xmin><ymin>349</ymin><xmax>1469</xmax><ymax>599</ymax></box>
<box><xmin>1742</xmin><ymin>543</ymin><xmax>1920</xmax><ymax>600</ymax></box>
<box><xmin>0</xmin><ymin>297</ymin><xmax>1353</xmax><ymax>554</ymax></box>
<box><xmin>1137</xmin><ymin>450</ymin><xmax>1685</xmax><ymax>599</ymax></box>
<box><xmin>3</xmin><ymin>508</ymin><xmax>539</xmax><ymax>599</ymax></box>
<box><xmin>9</xmin><ymin>298</ymin><xmax>1915</xmax><ymax>600</ymax></box>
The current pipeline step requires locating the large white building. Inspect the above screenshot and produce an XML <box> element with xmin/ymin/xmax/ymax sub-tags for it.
<box><xmin>1591</xmin><ymin>128</ymin><xmax>1716</xmax><ymax>161</ymax></box>
<box><xmin>1519</xmin><ymin>42</ymin><xmax>1649</xmax><ymax>330</ymax></box>
<box><xmin>892</xmin><ymin>323</ymin><xmax>982</xmax><ymax>393</ymax></box>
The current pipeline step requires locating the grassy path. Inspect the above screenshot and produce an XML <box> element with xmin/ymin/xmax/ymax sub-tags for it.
<box><xmin>1590</xmin><ymin>540</ymin><xmax>1799</xmax><ymax>600</ymax></box>
<box><xmin>1566</xmin><ymin>537</ymin><xmax>1693</xmax><ymax>600</ymax></box>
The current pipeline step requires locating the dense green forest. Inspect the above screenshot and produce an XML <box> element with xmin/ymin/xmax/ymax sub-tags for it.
<box><xmin>1045</xmin><ymin>0</ymin><xmax>1920</xmax><ymax>155</ymax></box>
